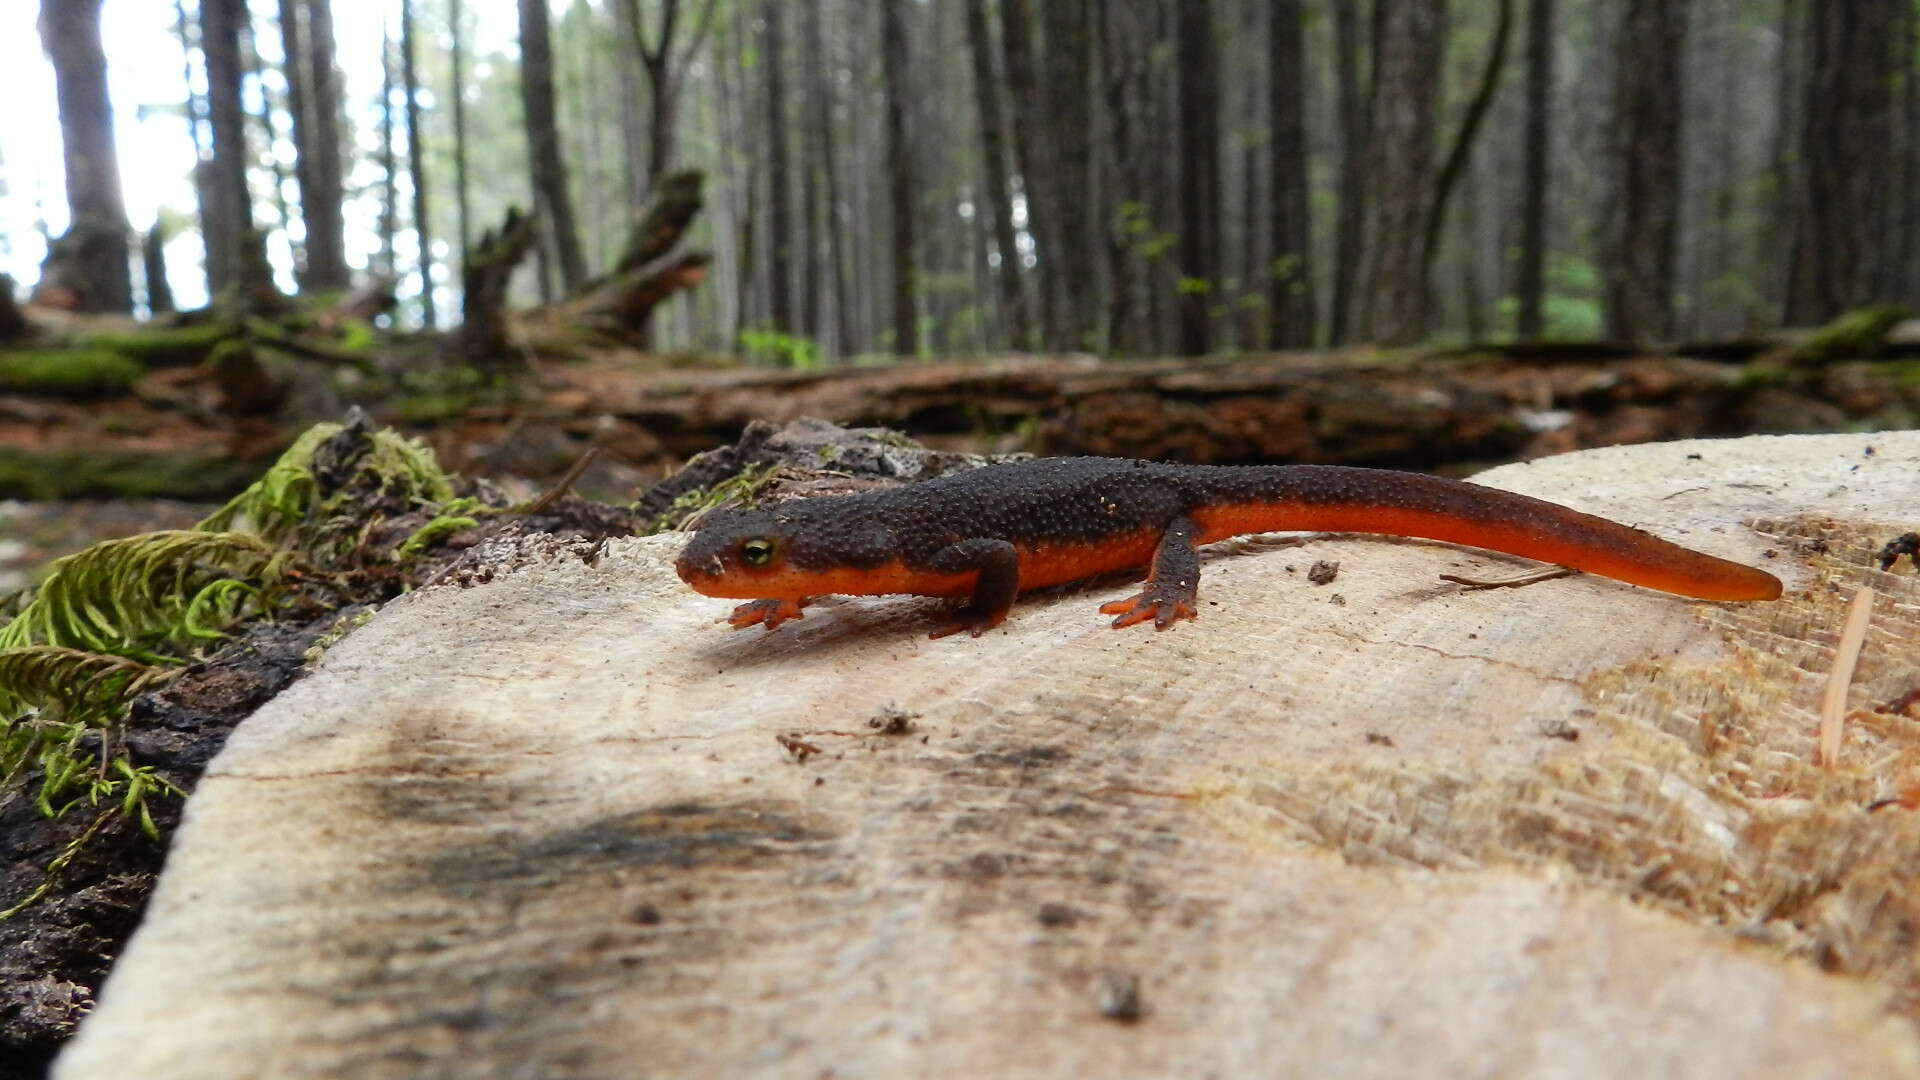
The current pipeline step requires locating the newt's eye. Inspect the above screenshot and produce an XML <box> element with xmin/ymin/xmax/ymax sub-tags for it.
<box><xmin>740</xmin><ymin>538</ymin><xmax>777</xmax><ymax>567</ymax></box>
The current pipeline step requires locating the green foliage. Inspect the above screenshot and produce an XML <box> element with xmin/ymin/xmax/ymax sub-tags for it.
<box><xmin>0</xmin><ymin>349</ymin><xmax>144</xmax><ymax>398</ymax></box>
<box><xmin>740</xmin><ymin>328</ymin><xmax>823</xmax><ymax>369</ymax></box>
<box><xmin>1792</xmin><ymin>305</ymin><xmax>1911</xmax><ymax>365</ymax></box>
<box><xmin>79</xmin><ymin>322</ymin><xmax>231</xmax><ymax>367</ymax></box>
<box><xmin>0</xmin><ymin>531</ymin><xmax>279</xmax><ymax>667</ymax></box>
<box><xmin>0</xmin><ymin>420</ymin><xmax>462</xmax><ymax>914</ymax></box>
<box><xmin>396</xmin><ymin>497</ymin><xmax>489</xmax><ymax>561</ymax></box>
<box><xmin>645</xmin><ymin>463</ymin><xmax>775</xmax><ymax>534</ymax></box>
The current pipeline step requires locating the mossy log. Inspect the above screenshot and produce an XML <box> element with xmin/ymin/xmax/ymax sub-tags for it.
<box><xmin>561</xmin><ymin>171</ymin><xmax>712</xmax><ymax>349</ymax></box>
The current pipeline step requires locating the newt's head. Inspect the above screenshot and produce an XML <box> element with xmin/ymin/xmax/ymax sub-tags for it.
<box><xmin>676</xmin><ymin>503</ymin><xmax>898</xmax><ymax>600</ymax></box>
<box><xmin>676</xmin><ymin>507</ymin><xmax>796</xmax><ymax>597</ymax></box>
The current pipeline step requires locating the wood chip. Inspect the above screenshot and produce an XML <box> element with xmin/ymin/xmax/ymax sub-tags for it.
<box><xmin>1818</xmin><ymin>585</ymin><xmax>1875</xmax><ymax>768</ymax></box>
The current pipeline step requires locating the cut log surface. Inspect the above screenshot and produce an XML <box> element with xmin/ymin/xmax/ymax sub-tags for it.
<box><xmin>57</xmin><ymin>433</ymin><xmax>1920</xmax><ymax>1079</ymax></box>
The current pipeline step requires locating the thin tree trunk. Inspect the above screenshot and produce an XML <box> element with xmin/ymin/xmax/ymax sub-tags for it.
<box><xmin>400</xmin><ymin>0</ymin><xmax>434</xmax><ymax>326</ymax></box>
<box><xmin>1424</xmin><ymin>0</ymin><xmax>1512</xmax><ymax>277</ymax></box>
<box><xmin>1268</xmin><ymin>0</ymin><xmax>1315</xmax><ymax>348</ymax></box>
<box><xmin>519</xmin><ymin>0</ymin><xmax>588</xmax><ymax>294</ymax></box>
<box><xmin>243</xmin><ymin>17</ymin><xmax>295</xmax><ymax>247</ymax></box>
<box><xmin>449</xmin><ymin>0</ymin><xmax>471</xmax><ymax>253</ymax></box>
<box><xmin>1516</xmin><ymin>0</ymin><xmax>1554</xmax><ymax>338</ymax></box>
<box><xmin>377</xmin><ymin>24</ymin><xmax>397</xmax><ymax>282</ymax></box>
<box><xmin>280</xmin><ymin>0</ymin><xmax>348</xmax><ymax>291</ymax></box>
<box><xmin>764</xmin><ymin>0</ymin><xmax>793</xmax><ymax>333</ymax></box>
<box><xmin>38</xmin><ymin>0</ymin><xmax>132</xmax><ymax>313</ymax></box>
<box><xmin>1603</xmin><ymin>0</ymin><xmax>1685</xmax><ymax>341</ymax></box>
<box><xmin>880</xmin><ymin>0</ymin><xmax>918</xmax><ymax>355</ymax></box>
<box><xmin>1176</xmin><ymin>0</ymin><xmax>1220</xmax><ymax>355</ymax></box>
<box><xmin>1352</xmin><ymin>0</ymin><xmax>1442</xmax><ymax>346</ymax></box>
<box><xmin>143</xmin><ymin>223</ymin><xmax>175</xmax><ymax>314</ymax></box>
<box><xmin>964</xmin><ymin>0</ymin><xmax>1030</xmax><ymax>351</ymax></box>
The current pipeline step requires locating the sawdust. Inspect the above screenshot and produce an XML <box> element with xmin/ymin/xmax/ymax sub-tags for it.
<box><xmin>1210</xmin><ymin>515</ymin><xmax>1920</xmax><ymax>1011</ymax></box>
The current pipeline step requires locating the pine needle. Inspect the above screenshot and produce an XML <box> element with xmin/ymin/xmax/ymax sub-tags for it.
<box><xmin>1818</xmin><ymin>585</ymin><xmax>1875</xmax><ymax>768</ymax></box>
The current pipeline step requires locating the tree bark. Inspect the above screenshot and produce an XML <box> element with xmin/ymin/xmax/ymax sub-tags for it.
<box><xmin>39</xmin><ymin>0</ymin><xmax>131</xmax><ymax>313</ymax></box>
<box><xmin>376</xmin><ymin>26</ymin><xmax>398</xmax><ymax>282</ymax></box>
<box><xmin>1176</xmin><ymin>0</ymin><xmax>1220</xmax><ymax>356</ymax></box>
<box><xmin>1353</xmin><ymin>0</ymin><xmax>1442</xmax><ymax>346</ymax></box>
<box><xmin>965</xmin><ymin>0</ymin><xmax>1030</xmax><ymax>352</ymax></box>
<box><xmin>881</xmin><ymin>0</ymin><xmax>918</xmax><ymax>355</ymax></box>
<box><xmin>449</xmin><ymin>0</ymin><xmax>471</xmax><ymax>253</ymax></box>
<box><xmin>1603</xmin><ymin>0</ymin><xmax>1686</xmax><ymax>342</ymax></box>
<box><xmin>763</xmin><ymin>0</ymin><xmax>793</xmax><ymax>334</ymax></box>
<box><xmin>277</xmin><ymin>0</ymin><xmax>349</xmax><ymax>293</ymax></box>
<box><xmin>143</xmin><ymin>224</ymin><xmax>175</xmax><ymax>315</ymax></box>
<box><xmin>1329</xmin><ymin>0</ymin><xmax>1368</xmax><ymax>346</ymax></box>
<box><xmin>1782</xmin><ymin>0</ymin><xmax>1901</xmax><ymax>323</ymax></box>
<box><xmin>1267</xmin><ymin>0</ymin><xmax>1314</xmax><ymax>348</ymax></box>
<box><xmin>400</xmin><ymin>0</ymin><xmax>434</xmax><ymax>327</ymax></box>
<box><xmin>1516</xmin><ymin>0</ymin><xmax>1554</xmax><ymax>338</ymax></box>
<box><xmin>198</xmin><ymin>0</ymin><xmax>254</xmax><ymax>299</ymax></box>
<box><xmin>806</xmin><ymin>0</ymin><xmax>851</xmax><ymax>355</ymax></box>
<box><xmin>1041</xmin><ymin>0</ymin><xmax>1095</xmax><ymax>350</ymax></box>
<box><xmin>518</xmin><ymin>0</ymin><xmax>588</xmax><ymax>295</ymax></box>
<box><xmin>999</xmin><ymin>0</ymin><xmax>1055</xmax><ymax>349</ymax></box>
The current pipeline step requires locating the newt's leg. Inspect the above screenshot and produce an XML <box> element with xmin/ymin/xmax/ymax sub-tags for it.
<box><xmin>925</xmin><ymin>538</ymin><xmax>1022</xmax><ymax>638</ymax></box>
<box><xmin>729</xmin><ymin>597</ymin><xmax>810</xmax><ymax>630</ymax></box>
<box><xmin>1100</xmin><ymin>516</ymin><xmax>1200</xmax><ymax>630</ymax></box>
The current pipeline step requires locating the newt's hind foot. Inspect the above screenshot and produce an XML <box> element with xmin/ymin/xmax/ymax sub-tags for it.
<box><xmin>1099</xmin><ymin>583</ymin><xmax>1198</xmax><ymax>630</ymax></box>
<box><xmin>728</xmin><ymin>598</ymin><xmax>808</xmax><ymax>630</ymax></box>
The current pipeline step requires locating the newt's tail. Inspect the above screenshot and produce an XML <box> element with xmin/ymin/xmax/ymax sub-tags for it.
<box><xmin>1188</xmin><ymin>465</ymin><xmax>1782</xmax><ymax>602</ymax></box>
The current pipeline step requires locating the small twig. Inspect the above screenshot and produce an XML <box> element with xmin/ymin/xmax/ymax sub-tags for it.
<box><xmin>1438</xmin><ymin>566</ymin><xmax>1576</xmax><ymax>591</ymax></box>
<box><xmin>520</xmin><ymin>447</ymin><xmax>600</xmax><ymax>516</ymax></box>
<box><xmin>1818</xmin><ymin>585</ymin><xmax>1876</xmax><ymax>768</ymax></box>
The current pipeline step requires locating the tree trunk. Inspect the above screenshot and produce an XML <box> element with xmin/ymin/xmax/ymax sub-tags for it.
<box><xmin>880</xmin><ymin>0</ymin><xmax>918</xmax><ymax>355</ymax></box>
<box><xmin>143</xmin><ymin>223</ymin><xmax>176</xmax><ymax>314</ymax></box>
<box><xmin>377</xmin><ymin>26</ymin><xmax>398</xmax><ymax>282</ymax></box>
<box><xmin>965</xmin><ymin>0</ymin><xmax>1030</xmax><ymax>352</ymax></box>
<box><xmin>1353</xmin><ymin>0</ymin><xmax>1442</xmax><ymax>346</ymax></box>
<box><xmin>39</xmin><ymin>0</ymin><xmax>131</xmax><ymax>313</ymax></box>
<box><xmin>198</xmin><ymin>0</ymin><xmax>255</xmax><ymax>300</ymax></box>
<box><xmin>1424</xmin><ymin>0</ymin><xmax>1512</xmax><ymax>278</ymax></box>
<box><xmin>999</xmin><ymin>0</ymin><xmax>1055</xmax><ymax>349</ymax></box>
<box><xmin>1041</xmin><ymin>0</ymin><xmax>1095</xmax><ymax>350</ymax></box>
<box><xmin>519</xmin><ymin>0</ymin><xmax>588</xmax><ymax>294</ymax></box>
<box><xmin>1175</xmin><ymin>0</ymin><xmax>1220</xmax><ymax>356</ymax></box>
<box><xmin>449</xmin><ymin>0</ymin><xmax>471</xmax><ymax>253</ymax></box>
<box><xmin>1783</xmin><ymin>0</ymin><xmax>1901</xmax><ymax>323</ymax></box>
<box><xmin>1603</xmin><ymin>0</ymin><xmax>1686</xmax><ymax>342</ymax></box>
<box><xmin>1267</xmin><ymin>0</ymin><xmax>1314</xmax><ymax>348</ymax></box>
<box><xmin>1516</xmin><ymin>0</ymin><xmax>1554</xmax><ymax>338</ymax></box>
<box><xmin>763</xmin><ymin>0</ymin><xmax>793</xmax><ymax>334</ymax></box>
<box><xmin>1329</xmin><ymin>0</ymin><xmax>1368</xmax><ymax>346</ymax></box>
<box><xmin>400</xmin><ymin>0</ymin><xmax>434</xmax><ymax>327</ymax></box>
<box><xmin>278</xmin><ymin>0</ymin><xmax>348</xmax><ymax>292</ymax></box>
<box><xmin>806</xmin><ymin>0</ymin><xmax>851</xmax><ymax>356</ymax></box>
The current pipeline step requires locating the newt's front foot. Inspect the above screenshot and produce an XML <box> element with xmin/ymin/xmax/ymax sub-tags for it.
<box><xmin>729</xmin><ymin>598</ymin><xmax>808</xmax><ymax>630</ymax></box>
<box><xmin>1099</xmin><ymin>582</ymin><xmax>1198</xmax><ymax>630</ymax></box>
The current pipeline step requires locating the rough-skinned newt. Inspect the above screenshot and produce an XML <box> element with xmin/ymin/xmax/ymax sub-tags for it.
<box><xmin>674</xmin><ymin>457</ymin><xmax>1783</xmax><ymax>638</ymax></box>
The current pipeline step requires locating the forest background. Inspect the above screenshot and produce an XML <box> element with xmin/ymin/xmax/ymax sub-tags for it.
<box><xmin>6</xmin><ymin>0</ymin><xmax>1913</xmax><ymax>369</ymax></box>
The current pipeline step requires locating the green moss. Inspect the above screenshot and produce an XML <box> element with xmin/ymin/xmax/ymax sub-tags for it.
<box><xmin>397</xmin><ymin>497</ymin><xmax>490</xmax><ymax>561</ymax></box>
<box><xmin>0</xmin><ymin>349</ymin><xmax>144</xmax><ymax>398</ymax></box>
<box><xmin>1792</xmin><ymin>305</ymin><xmax>1911</xmax><ymax>365</ymax></box>
<box><xmin>644</xmin><ymin>463</ymin><xmax>776</xmax><ymax>534</ymax></box>
<box><xmin>79</xmin><ymin>322</ymin><xmax>232</xmax><ymax>367</ymax></box>
<box><xmin>0</xmin><ymin>446</ymin><xmax>270</xmax><ymax>500</ymax></box>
